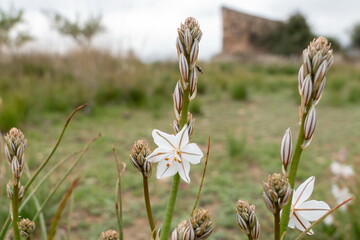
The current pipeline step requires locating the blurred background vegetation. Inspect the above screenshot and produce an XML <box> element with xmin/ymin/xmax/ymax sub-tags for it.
<box><xmin>0</xmin><ymin>5</ymin><xmax>359</xmax><ymax>240</ymax></box>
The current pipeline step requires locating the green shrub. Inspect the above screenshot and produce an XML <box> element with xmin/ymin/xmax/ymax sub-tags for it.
<box><xmin>189</xmin><ymin>100</ymin><xmax>202</xmax><ymax>115</ymax></box>
<box><xmin>231</xmin><ymin>83</ymin><xmax>248</xmax><ymax>101</ymax></box>
<box><xmin>227</xmin><ymin>135</ymin><xmax>246</xmax><ymax>159</ymax></box>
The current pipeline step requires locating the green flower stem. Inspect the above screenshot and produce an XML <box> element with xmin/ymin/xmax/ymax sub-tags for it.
<box><xmin>143</xmin><ymin>175</ymin><xmax>156</xmax><ymax>239</ymax></box>
<box><xmin>191</xmin><ymin>137</ymin><xmax>210</xmax><ymax>216</ymax></box>
<box><xmin>159</xmin><ymin>174</ymin><xmax>181</xmax><ymax>240</ymax></box>
<box><xmin>274</xmin><ymin>206</ymin><xmax>280</xmax><ymax>240</ymax></box>
<box><xmin>247</xmin><ymin>234</ymin><xmax>254</xmax><ymax>240</ymax></box>
<box><xmin>160</xmin><ymin>87</ymin><xmax>190</xmax><ymax>240</ymax></box>
<box><xmin>280</xmin><ymin>103</ymin><xmax>312</xmax><ymax>236</ymax></box>
<box><xmin>11</xmin><ymin>185</ymin><xmax>21</xmax><ymax>240</ymax></box>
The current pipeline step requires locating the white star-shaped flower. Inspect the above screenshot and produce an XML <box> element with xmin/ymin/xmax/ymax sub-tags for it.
<box><xmin>146</xmin><ymin>125</ymin><xmax>203</xmax><ymax>183</ymax></box>
<box><xmin>288</xmin><ymin>176</ymin><xmax>330</xmax><ymax>235</ymax></box>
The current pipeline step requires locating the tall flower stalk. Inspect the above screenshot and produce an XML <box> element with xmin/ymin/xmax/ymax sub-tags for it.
<box><xmin>4</xmin><ymin>128</ymin><xmax>27</xmax><ymax>240</ymax></box>
<box><xmin>157</xmin><ymin>17</ymin><xmax>203</xmax><ymax>240</ymax></box>
<box><xmin>129</xmin><ymin>140</ymin><xmax>155</xmax><ymax>238</ymax></box>
<box><xmin>279</xmin><ymin>37</ymin><xmax>333</xmax><ymax>235</ymax></box>
<box><xmin>262</xmin><ymin>174</ymin><xmax>292</xmax><ymax>240</ymax></box>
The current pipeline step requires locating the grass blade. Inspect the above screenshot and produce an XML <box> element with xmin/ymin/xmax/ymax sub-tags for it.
<box><xmin>32</xmin><ymin>134</ymin><xmax>100</xmax><ymax>221</ymax></box>
<box><xmin>24</xmin><ymin>104</ymin><xmax>88</xmax><ymax>192</ymax></box>
<box><xmin>191</xmin><ymin>137</ymin><xmax>211</xmax><ymax>215</ymax></box>
<box><xmin>24</xmin><ymin>165</ymin><xmax>47</xmax><ymax>240</ymax></box>
<box><xmin>20</xmin><ymin>150</ymin><xmax>81</xmax><ymax>209</ymax></box>
<box><xmin>48</xmin><ymin>178</ymin><xmax>80</xmax><ymax>240</ymax></box>
<box><xmin>112</xmin><ymin>147</ymin><xmax>126</xmax><ymax>240</ymax></box>
<box><xmin>66</xmin><ymin>192</ymin><xmax>74</xmax><ymax>240</ymax></box>
<box><xmin>0</xmin><ymin>104</ymin><xmax>87</xmax><ymax>240</ymax></box>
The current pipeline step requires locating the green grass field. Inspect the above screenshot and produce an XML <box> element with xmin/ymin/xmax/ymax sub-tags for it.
<box><xmin>0</xmin><ymin>53</ymin><xmax>359</xmax><ymax>239</ymax></box>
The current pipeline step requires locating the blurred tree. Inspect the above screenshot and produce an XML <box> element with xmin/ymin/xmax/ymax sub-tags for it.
<box><xmin>0</xmin><ymin>6</ymin><xmax>33</xmax><ymax>51</ymax></box>
<box><xmin>45</xmin><ymin>11</ymin><xmax>105</xmax><ymax>46</ymax></box>
<box><xmin>257</xmin><ymin>12</ymin><xmax>315</xmax><ymax>56</ymax></box>
<box><xmin>350</xmin><ymin>22</ymin><xmax>360</xmax><ymax>49</ymax></box>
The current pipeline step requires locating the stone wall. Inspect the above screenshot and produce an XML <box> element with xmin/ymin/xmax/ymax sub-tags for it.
<box><xmin>221</xmin><ymin>6</ymin><xmax>282</xmax><ymax>57</ymax></box>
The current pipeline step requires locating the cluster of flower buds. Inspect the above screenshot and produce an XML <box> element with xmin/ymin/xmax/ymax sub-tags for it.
<box><xmin>262</xmin><ymin>173</ymin><xmax>292</xmax><ymax>213</ymax></box>
<box><xmin>298</xmin><ymin>37</ymin><xmax>333</xmax><ymax>110</ymax></box>
<box><xmin>129</xmin><ymin>140</ymin><xmax>152</xmax><ymax>177</ymax></box>
<box><xmin>98</xmin><ymin>229</ymin><xmax>119</xmax><ymax>240</ymax></box>
<box><xmin>4</xmin><ymin>128</ymin><xmax>27</xmax><ymax>199</ymax></box>
<box><xmin>19</xmin><ymin>218</ymin><xmax>36</xmax><ymax>239</ymax></box>
<box><xmin>172</xmin><ymin>208</ymin><xmax>213</xmax><ymax>240</ymax></box>
<box><xmin>173</xmin><ymin>112</ymin><xmax>195</xmax><ymax>138</ymax></box>
<box><xmin>173</xmin><ymin>17</ymin><xmax>202</xmax><ymax>133</ymax></box>
<box><xmin>297</xmin><ymin>37</ymin><xmax>333</xmax><ymax>149</ymax></box>
<box><xmin>235</xmin><ymin>200</ymin><xmax>260</xmax><ymax>240</ymax></box>
<box><xmin>280</xmin><ymin>128</ymin><xmax>293</xmax><ymax>173</ymax></box>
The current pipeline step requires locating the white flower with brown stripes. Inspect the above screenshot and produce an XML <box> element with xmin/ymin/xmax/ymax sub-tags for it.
<box><xmin>288</xmin><ymin>176</ymin><xmax>330</xmax><ymax>235</ymax></box>
<box><xmin>146</xmin><ymin>125</ymin><xmax>203</xmax><ymax>183</ymax></box>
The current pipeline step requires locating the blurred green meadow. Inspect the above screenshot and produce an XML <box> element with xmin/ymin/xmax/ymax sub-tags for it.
<box><xmin>0</xmin><ymin>51</ymin><xmax>359</xmax><ymax>239</ymax></box>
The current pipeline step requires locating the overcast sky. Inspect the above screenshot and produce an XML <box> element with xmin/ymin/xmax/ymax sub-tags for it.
<box><xmin>4</xmin><ymin>0</ymin><xmax>360</xmax><ymax>61</ymax></box>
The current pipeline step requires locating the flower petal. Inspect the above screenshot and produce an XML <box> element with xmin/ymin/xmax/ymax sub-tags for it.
<box><xmin>181</xmin><ymin>143</ymin><xmax>203</xmax><ymax>164</ymax></box>
<box><xmin>178</xmin><ymin>160</ymin><xmax>191</xmax><ymax>183</ymax></box>
<box><xmin>152</xmin><ymin>129</ymin><xmax>177</xmax><ymax>150</ymax></box>
<box><xmin>293</xmin><ymin>176</ymin><xmax>315</xmax><ymax>207</ymax></box>
<box><xmin>296</xmin><ymin>200</ymin><xmax>330</xmax><ymax>221</ymax></box>
<box><xmin>293</xmin><ymin>212</ymin><xmax>314</xmax><ymax>235</ymax></box>
<box><xmin>156</xmin><ymin>160</ymin><xmax>179</xmax><ymax>179</ymax></box>
<box><xmin>146</xmin><ymin>148</ymin><xmax>173</xmax><ymax>163</ymax></box>
<box><xmin>175</xmin><ymin>125</ymin><xmax>189</xmax><ymax>148</ymax></box>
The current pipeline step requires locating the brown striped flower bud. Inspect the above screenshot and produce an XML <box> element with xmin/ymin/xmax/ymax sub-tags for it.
<box><xmin>189</xmin><ymin>70</ymin><xmax>198</xmax><ymax>101</ymax></box>
<box><xmin>183</xmin><ymin>223</ymin><xmax>196</xmax><ymax>240</ymax></box>
<box><xmin>176</xmin><ymin>37</ymin><xmax>185</xmax><ymax>57</ymax></box>
<box><xmin>298</xmin><ymin>65</ymin><xmax>305</xmax><ymax>95</ymax></box>
<box><xmin>129</xmin><ymin>140</ymin><xmax>152</xmax><ymax>177</ymax></box>
<box><xmin>190</xmin><ymin>39</ymin><xmax>199</xmax><ymax>68</ymax></box>
<box><xmin>177</xmin><ymin>27</ymin><xmax>185</xmax><ymax>44</ymax></box>
<box><xmin>280</xmin><ymin>128</ymin><xmax>293</xmax><ymax>172</ymax></box>
<box><xmin>172</xmin><ymin>113</ymin><xmax>195</xmax><ymax>139</ymax></box>
<box><xmin>314</xmin><ymin>59</ymin><xmax>327</xmax><ymax>87</ymax></box>
<box><xmin>301</xmin><ymin>75</ymin><xmax>313</xmax><ymax>109</ymax></box>
<box><xmin>6</xmin><ymin>181</ymin><xmax>13</xmax><ymax>198</ymax></box>
<box><xmin>304</xmin><ymin>106</ymin><xmax>316</xmax><ymax>141</ymax></box>
<box><xmin>98</xmin><ymin>229</ymin><xmax>119</xmax><ymax>240</ymax></box>
<box><xmin>313</xmin><ymin>77</ymin><xmax>326</xmax><ymax>105</ymax></box>
<box><xmin>311</xmin><ymin>52</ymin><xmax>322</xmax><ymax>72</ymax></box>
<box><xmin>18</xmin><ymin>185</ymin><xmax>24</xmax><ymax>200</ymax></box>
<box><xmin>236</xmin><ymin>200</ymin><xmax>260</xmax><ymax>240</ymax></box>
<box><xmin>19</xmin><ymin>218</ymin><xmax>36</xmax><ymax>239</ymax></box>
<box><xmin>173</xmin><ymin>80</ymin><xmax>184</xmax><ymax>119</ymax></box>
<box><xmin>171</xmin><ymin>228</ymin><xmax>180</xmax><ymax>240</ymax></box>
<box><xmin>262</xmin><ymin>173</ymin><xmax>292</xmax><ymax>212</ymax></box>
<box><xmin>179</xmin><ymin>53</ymin><xmax>189</xmax><ymax>86</ymax></box>
<box><xmin>303</xmin><ymin>50</ymin><xmax>312</xmax><ymax>77</ymax></box>
<box><xmin>184</xmin><ymin>28</ymin><xmax>193</xmax><ymax>54</ymax></box>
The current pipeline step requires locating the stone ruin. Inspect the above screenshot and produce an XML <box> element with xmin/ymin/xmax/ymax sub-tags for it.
<box><xmin>219</xmin><ymin>6</ymin><xmax>282</xmax><ymax>60</ymax></box>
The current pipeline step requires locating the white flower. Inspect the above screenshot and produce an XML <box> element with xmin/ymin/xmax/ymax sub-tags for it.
<box><xmin>288</xmin><ymin>176</ymin><xmax>330</xmax><ymax>235</ymax></box>
<box><xmin>330</xmin><ymin>162</ymin><xmax>354</xmax><ymax>178</ymax></box>
<box><xmin>331</xmin><ymin>184</ymin><xmax>353</xmax><ymax>210</ymax></box>
<box><xmin>146</xmin><ymin>125</ymin><xmax>203</xmax><ymax>183</ymax></box>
